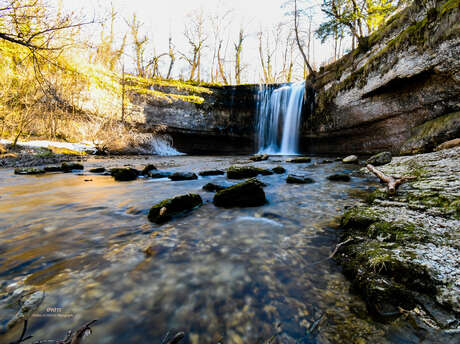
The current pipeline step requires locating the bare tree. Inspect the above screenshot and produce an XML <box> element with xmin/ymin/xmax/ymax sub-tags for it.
<box><xmin>179</xmin><ymin>9</ymin><xmax>207</xmax><ymax>81</ymax></box>
<box><xmin>233</xmin><ymin>27</ymin><xmax>246</xmax><ymax>85</ymax></box>
<box><xmin>128</xmin><ymin>13</ymin><xmax>148</xmax><ymax>77</ymax></box>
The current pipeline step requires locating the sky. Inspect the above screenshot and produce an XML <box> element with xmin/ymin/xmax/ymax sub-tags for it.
<box><xmin>58</xmin><ymin>0</ymin><xmax>345</xmax><ymax>82</ymax></box>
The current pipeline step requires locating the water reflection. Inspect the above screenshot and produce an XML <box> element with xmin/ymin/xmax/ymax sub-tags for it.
<box><xmin>0</xmin><ymin>156</ymin><xmax>403</xmax><ymax>343</ymax></box>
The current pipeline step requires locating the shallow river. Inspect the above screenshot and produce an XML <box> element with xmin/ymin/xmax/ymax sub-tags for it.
<box><xmin>0</xmin><ymin>156</ymin><xmax>424</xmax><ymax>343</ymax></box>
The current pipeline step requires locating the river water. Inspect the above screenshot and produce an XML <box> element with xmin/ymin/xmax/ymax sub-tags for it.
<box><xmin>0</xmin><ymin>156</ymin><xmax>423</xmax><ymax>343</ymax></box>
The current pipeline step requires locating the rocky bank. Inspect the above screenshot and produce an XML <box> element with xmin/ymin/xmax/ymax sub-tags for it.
<box><xmin>337</xmin><ymin>146</ymin><xmax>459</xmax><ymax>333</ymax></box>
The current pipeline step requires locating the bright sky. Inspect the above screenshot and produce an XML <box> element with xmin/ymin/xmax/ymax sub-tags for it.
<box><xmin>59</xmin><ymin>0</ymin><xmax>345</xmax><ymax>82</ymax></box>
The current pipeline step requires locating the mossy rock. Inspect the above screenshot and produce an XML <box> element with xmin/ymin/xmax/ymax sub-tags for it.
<box><xmin>286</xmin><ymin>157</ymin><xmax>311</xmax><ymax>163</ymax></box>
<box><xmin>367</xmin><ymin>221</ymin><xmax>419</xmax><ymax>243</ymax></box>
<box><xmin>89</xmin><ymin>167</ymin><xmax>106</xmax><ymax>173</ymax></box>
<box><xmin>202</xmin><ymin>183</ymin><xmax>227</xmax><ymax>192</ymax></box>
<box><xmin>148</xmin><ymin>194</ymin><xmax>202</xmax><ymax>224</ymax></box>
<box><xmin>14</xmin><ymin>167</ymin><xmax>45</xmax><ymax>175</ymax></box>
<box><xmin>169</xmin><ymin>172</ymin><xmax>198</xmax><ymax>181</ymax></box>
<box><xmin>226</xmin><ymin>166</ymin><xmax>273</xmax><ymax>179</ymax></box>
<box><xmin>61</xmin><ymin>162</ymin><xmax>84</xmax><ymax>172</ymax></box>
<box><xmin>213</xmin><ymin>178</ymin><xmax>267</xmax><ymax>208</ymax></box>
<box><xmin>286</xmin><ymin>174</ymin><xmax>315</xmax><ymax>184</ymax></box>
<box><xmin>272</xmin><ymin>166</ymin><xmax>286</xmax><ymax>174</ymax></box>
<box><xmin>199</xmin><ymin>170</ymin><xmax>225</xmax><ymax>176</ymax></box>
<box><xmin>341</xmin><ymin>207</ymin><xmax>381</xmax><ymax>230</ymax></box>
<box><xmin>111</xmin><ymin>168</ymin><xmax>139</xmax><ymax>181</ymax></box>
<box><xmin>327</xmin><ymin>173</ymin><xmax>351</xmax><ymax>182</ymax></box>
<box><xmin>366</xmin><ymin>152</ymin><xmax>392</xmax><ymax>166</ymax></box>
<box><xmin>44</xmin><ymin>166</ymin><xmax>63</xmax><ymax>172</ymax></box>
<box><xmin>142</xmin><ymin>164</ymin><xmax>157</xmax><ymax>175</ymax></box>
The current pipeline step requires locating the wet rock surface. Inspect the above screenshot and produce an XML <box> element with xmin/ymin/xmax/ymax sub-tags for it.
<box><xmin>272</xmin><ymin>165</ymin><xmax>286</xmax><ymax>174</ymax></box>
<box><xmin>148</xmin><ymin>193</ymin><xmax>203</xmax><ymax>224</ymax></box>
<box><xmin>61</xmin><ymin>162</ymin><xmax>84</xmax><ymax>172</ymax></box>
<box><xmin>111</xmin><ymin>167</ymin><xmax>139</xmax><ymax>181</ymax></box>
<box><xmin>286</xmin><ymin>157</ymin><xmax>311</xmax><ymax>163</ymax></box>
<box><xmin>226</xmin><ymin>165</ymin><xmax>273</xmax><ymax>179</ymax></box>
<box><xmin>169</xmin><ymin>172</ymin><xmax>198</xmax><ymax>181</ymax></box>
<box><xmin>249</xmin><ymin>154</ymin><xmax>269</xmax><ymax>162</ymax></box>
<box><xmin>286</xmin><ymin>174</ymin><xmax>315</xmax><ymax>184</ymax></box>
<box><xmin>213</xmin><ymin>178</ymin><xmax>267</xmax><ymax>208</ymax></box>
<box><xmin>14</xmin><ymin>167</ymin><xmax>45</xmax><ymax>175</ymax></box>
<box><xmin>202</xmin><ymin>182</ymin><xmax>227</xmax><ymax>192</ymax></box>
<box><xmin>198</xmin><ymin>169</ymin><xmax>225</xmax><ymax>176</ymax></box>
<box><xmin>327</xmin><ymin>174</ymin><xmax>351</xmax><ymax>182</ymax></box>
<box><xmin>337</xmin><ymin>147</ymin><xmax>460</xmax><ymax>331</ymax></box>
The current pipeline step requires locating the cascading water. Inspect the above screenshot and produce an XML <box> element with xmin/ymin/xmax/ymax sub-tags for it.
<box><xmin>256</xmin><ymin>82</ymin><xmax>305</xmax><ymax>155</ymax></box>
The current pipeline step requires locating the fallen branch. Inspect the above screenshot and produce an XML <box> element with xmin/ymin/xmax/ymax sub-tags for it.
<box><xmin>328</xmin><ymin>238</ymin><xmax>353</xmax><ymax>259</ymax></box>
<box><xmin>366</xmin><ymin>164</ymin><xmax>416</xmax><ymax>195</ymax></box>
<box><xmin>32</xmin><ymin>320</ymin><xmax>97</xmax><ymax>344</ymax></box>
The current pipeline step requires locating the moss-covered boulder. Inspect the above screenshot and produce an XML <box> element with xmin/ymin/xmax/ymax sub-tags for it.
<box><xmin>286</xmin><ymin>174</ymin><xmax>314</xmax><ymax>184</ymax></box>
<box><xmin>286</xmin><ymin>157</ymin><xmax>311</xmax><ymax>163</ymax></box>
<box><xmin>148</xmin><ymin>193</ymin><xmax>203</xmax><ymax>224</ymax></box>
<box><xmin>202</xmin><ymin>183</ymin><xmax>227</xmax><ymax>192</ymax></box>
<box><xmin>213</xmin><ymin>178</ymin><xmax>267</xmax><ymax>208</ymax></box>
<box><xmin>327</xmin><ymin>173</ymin><xmax>351</xmax><ymax>182</ymax></box>
<box><xmin>111</xmin><ymin>168</ymin><xmax>139</xmax><ymax>181</ymax></box>
<box><xmin>169</xmin><ymin>172</ymin><xmax>198</xmax><ymax>181</ymax></box>
<box><xmin>226</xmin><ymin>165</ymin><xmax>273</xmax><ymax>179</ymax></box>
<box><xmin>44</xmin><ymin>166</ymin><xmax>63</xmax><ymax>172</ymax></box>
<box><xmin>199</xmin><ymin>170</ymin><xmax>225</xmax><ymax>176</ymax></box>
<box><xmin>89</xmin><ymin>167</ymin><xmax>106</xmax><ymax>173</ymax></box>
<box><xmin>142</xmin><ymin>164</ymin><xmax>157</xmax><ymax>175</ymax></box>
<box><xmin>148</xmin><ymin>171</ymin><xmax>171</xmax><ymax>179</ymax></box>
<box><xmin>366</xmin><ymin>152</ymin><xmax>392</xmax><ymax>166</ymax></box>
<box><xmin>61</xmin><ymin>162</ymin><xmax>84</xmax><ymax>172</ymax></box>
<box><xmin>272</xmin><ymin>166</ymin><xmax>286</xmax><ymax>174</ymax></box>
<box><xmin>14</xmin><ymin>167</ymin><xmax>45</xmax><ymax>175</ymax></box>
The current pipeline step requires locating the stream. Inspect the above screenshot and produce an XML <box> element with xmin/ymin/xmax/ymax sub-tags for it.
<box><xmin>0</xmin><ymin>156</ymin><xmax>425</xmax><ymax>343</ymax></box>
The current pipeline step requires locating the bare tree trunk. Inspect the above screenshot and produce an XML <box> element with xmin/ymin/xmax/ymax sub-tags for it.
<box><xmin>294</xmin><ymin>0</ymin><xmax>313</xmax><ymax>75</ymax></box>
<box><xmin>121</xmin><ymin>64</ymin><xmax>125</xmax><ymax>123</ymax></box>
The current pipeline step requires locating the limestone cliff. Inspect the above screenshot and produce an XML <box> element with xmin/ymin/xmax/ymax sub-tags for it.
<box><xmin>303</xmin><ymin>0</ymin><xmax>460</xmax><ymax>154</ymax></box>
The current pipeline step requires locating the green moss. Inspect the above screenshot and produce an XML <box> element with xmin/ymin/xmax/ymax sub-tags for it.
<box><xmin>341</xmin><ymin>207</ymin><xmax>381</xmax><ymax>229</ymax></box>
<box><xmin>367</xmin><ymin>221</ymin><xmax>418</xmax><ymax>243</ymax></box>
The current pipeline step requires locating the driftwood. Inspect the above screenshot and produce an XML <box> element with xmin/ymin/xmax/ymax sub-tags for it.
<box><xmin>366</xmin><ymin>164</ymin><xmax>416</xmax><ymax>195</ymax></box>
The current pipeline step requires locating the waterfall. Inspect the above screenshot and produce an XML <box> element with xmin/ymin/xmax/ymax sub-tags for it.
<box><xmin>256</xmin><ymin>82</ymin><xmax>305</xmax><ymax>155</ymax></box>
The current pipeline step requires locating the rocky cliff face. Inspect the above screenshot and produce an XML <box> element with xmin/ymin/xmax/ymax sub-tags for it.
<box><xmin>303</xmin><ymin>0</ymin><xmax>460</xmax><ymax>154</ymax></box>
<box><xmin>133</xmin><ymin>84</ymin><xmax>258</xmax><ymax>154</ymax></box>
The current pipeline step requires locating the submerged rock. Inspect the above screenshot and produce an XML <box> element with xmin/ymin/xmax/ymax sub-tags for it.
<box><xmin>366</xmin><ymin>152</ymin><xmax>392</xmax><ymax>166</ymax></box>
<box><xmin>342</xmin><ymin>155</ymin><xmax>358</xmax><ymax>163</ymax></box>
<box><xmin>198</xmin><ymin>170</ymin><xmax>225</xmax><ymax>176</ymax></box>
<box><xmin>226</xmin><ymin>165</ymin><xmax>273</xmax><ymax>179</ymax></box>
<box><xmin>272</xmin><ymin>166</ymin><xmax>286</xmax><ymax>174</ymax></box>
<box><xmin>142</xmin><ymin>164</ymin><xmax>157</xmax><ymax>175</ymax></box>
<box><xmin>61</xmin><ymin>162</ymin><xmax>84</xmax><ymax>172</ymax></box>
<box><xmin>89</xmin><ymin>167</ymin><xmax>106</xmax><ymax>173</ymax></box>
<box><xmin>286</xmin><ymin>174</ymin><xmax>314</xmax><ymax>184</ymax></box>
<box><xmin>169</xmin><ymin>172</ymin><xmax>198</xmax><ymax>181</ymax></box>
<box><xmin>327</xmin><ymin>174</ymin><xmax>351</xmax><ymax>182</ymax></box>
<box><xmin>111</xmin><ymin>168</ymin><xmax>139</xmax><ymax>181</ymax></box>
<box><xmin>286</xmin><ymin>157</ymin><xmax>311</xmax><ymax>163</ymax></box>
<box><xmin>213</xmin><ymin>178</ymin><xmax>267</xmax><ymax>207</ymax></box>
<box><xmin>202</xmin><ymin>183</ymin><xmax>227</xmax><ymax>192</ymax></box>
<box><xmin>148</xmin><ymin>193</ymin><xmax>202</xmax><ymax>224</ymax></box>
<box><xmin>249</xmin><ymin>154</ymin><xmax>269</xmax><ymax>162</ymax></box>
<box><xmin>14</xmin><ymin>167</ymin><xmax>45</xmax><ymax>175</ymax></box>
